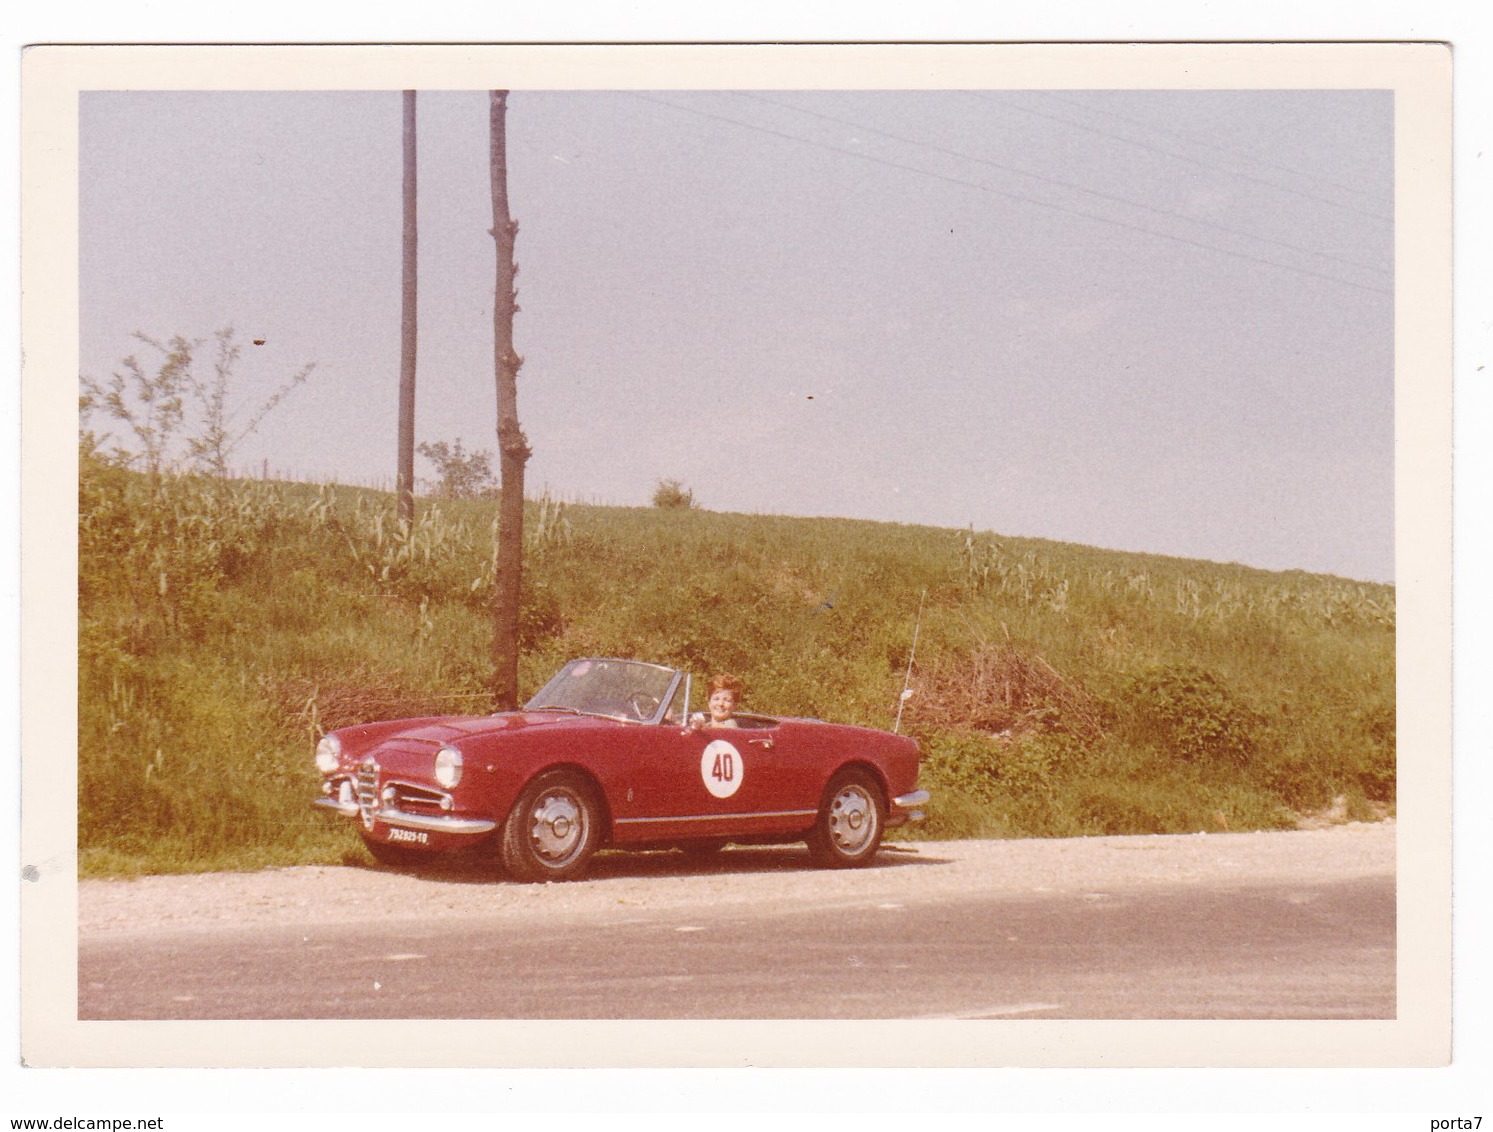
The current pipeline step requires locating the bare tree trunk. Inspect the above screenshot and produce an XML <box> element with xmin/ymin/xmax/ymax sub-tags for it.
<box><xmin>489</xmin><ymin>90</ymin><xmax>530</xmax><ymax>710</ymax></box>
<box><xmin>397</xmin><ymin>90</ymin><xmax>418</xmax><ymax>526</ymax></box>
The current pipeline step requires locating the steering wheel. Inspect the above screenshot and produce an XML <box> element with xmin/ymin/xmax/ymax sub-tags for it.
<box><xmin>628</xmin><ymin>692</ymin><xmax>661</xmax><ymax>720</ymax></box>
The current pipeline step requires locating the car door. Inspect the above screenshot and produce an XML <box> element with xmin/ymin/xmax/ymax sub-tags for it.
<box><xmin>609</xmin><ymin>720</ymin><xmax>817</xmax><ymax>843</ymax></box>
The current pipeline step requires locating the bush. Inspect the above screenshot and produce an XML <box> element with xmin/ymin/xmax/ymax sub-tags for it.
<box><xmin>651</xmin><ymin>479</ymin><xmax>696</xmax><ymax>510</ymax></box>
<box><xmin>916</xmin><ymin>727</ymin><xmax>1081</xmax><ymax>807</ymax></box>
<box><xmin>1351</xmin><ymin>700</ymin><xmax>1396</xmax><ymax>800</ymax></box>
<box><xmin>918</xmin><ymin>729</ymin><xmax>1005</xmax><ymax>804</ymax></box>
<box><xmin>904</xmin><ymin>642</ymin><xmax>1102</xmax><ymax>738</ymax></box>
<box><xmin>1120</xmin><ymin>664</ymin><xmax>1260</xmax><ymax>765</ymax></box>
<box><xmin>418</xmin><ymin>439</ymin><xmax>498</xmax><ymax>499</ymax></box>
<box><xmin>1255</xmin><ymin>695</ymin><xmax>1396</xmax><ymax>809</ymax></box>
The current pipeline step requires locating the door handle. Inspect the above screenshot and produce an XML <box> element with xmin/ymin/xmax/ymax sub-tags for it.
<box><xmin>748</xmin><ymin>738</ymin><xmax>774</xmax><ymax>749</ymax></box>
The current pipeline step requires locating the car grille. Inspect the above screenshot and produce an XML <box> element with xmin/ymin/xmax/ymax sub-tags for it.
<box><xmin>356</xmin><ymin>759</ymin><xmax>379</xmax><ymax>810</ymax></box>
<box><xmin>392</xmin><ymin>783</ymin><xmax>447</xmax><ymax>814</ymax></box>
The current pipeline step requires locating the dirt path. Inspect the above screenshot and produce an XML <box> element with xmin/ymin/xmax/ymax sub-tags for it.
<box><xmin>78</xmin><ymin>820</ymin><xmax>1394</xmax><ymax>937</ymax></box>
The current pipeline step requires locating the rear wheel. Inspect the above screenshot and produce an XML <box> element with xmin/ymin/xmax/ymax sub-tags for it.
<box><xmin>500</xmin><ymin>770</ymin><xmax>603</xmax><ymax>882</ymax></box>
<box><xmin>806</xmin><ymin>768</ymin><xmax>885</xmax><ymax>868</ymax></box>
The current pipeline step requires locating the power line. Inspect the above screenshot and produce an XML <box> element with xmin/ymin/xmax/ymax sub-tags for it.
<box><xmin>972</xmin><ymin>91</ymin><xmax>1394</xmax><ymax>225</ymax></box>
<box><xmin>627</xmin><ymin>93</ymin><xmax>1391</xmax><ymax>297</ymax></box>
<box><xmin>738</xmin><ymin>91</ymin><xmax>1389</xmax><ymax>279</ymax></box>
<box><xmin>1040</xmin><ymin>91</ymin><xmax>1388</xmax><ymax>203</ymax></box>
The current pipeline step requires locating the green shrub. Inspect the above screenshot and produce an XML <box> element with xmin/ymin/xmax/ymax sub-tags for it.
<box><xmin>417</xmin><ymin>438</ymin><xmax>498</xmax><ymax>498</ymax></box>
<box><xmin>1120</xmin><ymin>663</ymin><xmax>1260</xmax><ymax>765</ymax></box>
<box><xmin>651</xmin><ymin>479</ymin><xmax>697</xmax><ymax>510</ymax></box>
<box><xmin>1256</xmin><ymin>694</ymin><xmax>1396</xmax><ymax>810</ymax></box>
<box><xmin>919</xmin><ymin>730</ymin><xmax>1005</xmax><ymax>804</ymax></box>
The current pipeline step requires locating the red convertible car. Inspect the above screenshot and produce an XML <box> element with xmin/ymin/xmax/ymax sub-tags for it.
<box><xmin>313</xmin><ymin>658</ymin><xmax>928</xmax><ymax>881</ymax></box>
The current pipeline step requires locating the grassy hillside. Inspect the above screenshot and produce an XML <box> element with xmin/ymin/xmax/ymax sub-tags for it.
<box><xmin>78</xmin><ymin>455</ymin><xmax>1395</xmax><ymax>875</ymax></box>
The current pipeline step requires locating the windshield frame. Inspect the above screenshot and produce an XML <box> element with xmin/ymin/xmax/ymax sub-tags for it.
<box><xmin>523</xmin><ymin>658</ymin><xmax>684</xmax><ymax>725</ymax></box>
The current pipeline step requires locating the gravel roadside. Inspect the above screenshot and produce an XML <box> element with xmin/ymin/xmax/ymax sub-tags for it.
<box><xmin>78</xmin><ymin>820</ymin><xmax>1395</xmax><ymax>938</ymax></box>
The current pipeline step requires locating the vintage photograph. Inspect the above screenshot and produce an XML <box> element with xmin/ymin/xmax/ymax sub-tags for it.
<box><xmin>20</xmin><ymin>44</ymin><xmax>1452</xmax><ymax>1070</ymax></box>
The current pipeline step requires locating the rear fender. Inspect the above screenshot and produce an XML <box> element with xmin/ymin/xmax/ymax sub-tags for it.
<box><xmin>826</xmin><ymin>760</ymin><xmax>890</xmax><ymax>808</ymax></box>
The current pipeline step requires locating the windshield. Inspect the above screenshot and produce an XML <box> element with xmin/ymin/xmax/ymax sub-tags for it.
<box><xmin>525</xmin><ymin>659</ymin><xmax>681</xmax><ymax>723</ymax></box>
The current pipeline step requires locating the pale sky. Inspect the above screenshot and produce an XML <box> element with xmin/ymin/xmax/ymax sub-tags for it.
<box><xmin>79</xmin><ymin>88</ymin><xmax>1394</xmax><ymax>581</ymax></box>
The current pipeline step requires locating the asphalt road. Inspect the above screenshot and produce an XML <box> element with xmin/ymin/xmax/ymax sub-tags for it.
<box><xmin>78</xmin><ymin>834</ymin><xmax>1394</xmax><ymax>1020</ymax></box>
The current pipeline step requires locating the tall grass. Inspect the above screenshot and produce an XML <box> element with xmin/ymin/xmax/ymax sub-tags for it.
<box><xmin>78</xmin><ymin>453</ymin><xmax>1395</xmax><ymax>874</ymax></box>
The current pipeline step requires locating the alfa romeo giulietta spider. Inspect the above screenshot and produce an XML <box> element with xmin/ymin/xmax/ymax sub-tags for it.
<box><xmin>313</xmin><ymin>657</ymin><xmax>928</xmax><ymax>881</ymax></box>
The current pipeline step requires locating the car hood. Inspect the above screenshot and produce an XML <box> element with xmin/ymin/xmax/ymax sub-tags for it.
<box><xmin>396</xmin><ymin>711</ymin><xmax>615</xmax><ymax>742</ymax></box>
<box><xmin>336</xmin><ymin>710</ymin><xmax>615</xmax><ymax>755</ymax></box>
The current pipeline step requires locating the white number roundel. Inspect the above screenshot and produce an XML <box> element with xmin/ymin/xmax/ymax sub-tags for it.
<box><xmin>700</xmin><ymin>739</ymin><xmax>744</xmax><ymax>799</ymax></box>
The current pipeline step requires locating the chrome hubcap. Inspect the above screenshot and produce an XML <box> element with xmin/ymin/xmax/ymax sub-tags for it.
<box><xmin>828</xmin><ymin>785</ymin><xmax>877</xmax><ymax>853</ymax></box>
<box><xmin>530</xmin><ymin>791</ymin><xmax>585</xmax><ymax>862</ymax></box>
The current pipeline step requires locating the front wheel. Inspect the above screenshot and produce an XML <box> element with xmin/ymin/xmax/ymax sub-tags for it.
<box><xmin>500</xmin><ymin>770</ymin><xmax>603</xmax><ymax>882</ymax></box>
<box><xmin>806</xmin><ymin>768</ymin><xmax>885</xmax><ymax>868</ymax></box>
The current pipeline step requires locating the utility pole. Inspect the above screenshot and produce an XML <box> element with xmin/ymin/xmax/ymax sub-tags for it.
<box><xmin>489</xmin><ymin>90</ymin><xmax>531</xmax><ymax>710</ymax></box>
<box><xmin>396</xmin><ymin>90</ymin><xmax>418</xmax><ymax>525</ymax></box>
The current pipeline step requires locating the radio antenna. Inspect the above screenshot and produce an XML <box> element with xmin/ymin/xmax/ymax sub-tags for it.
<box><xmin>894</xmin><ymin>589</ymin><xmax>927</xmax><ymax>734</ymax></box>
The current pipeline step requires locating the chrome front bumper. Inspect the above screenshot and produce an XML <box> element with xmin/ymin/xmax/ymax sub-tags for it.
<box><xmin>312</xmin><ymin>796</ymin><xmax>498</xmax><ymax>836</ymax></box>
<box><xmin>888</xmin><ymin>789</ymin><xmax>930</xmax><ymax>827</ymax></box>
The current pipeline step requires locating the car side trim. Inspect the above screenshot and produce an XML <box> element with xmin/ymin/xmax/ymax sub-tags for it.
<box><xmin>614</xmin><ymin>809</ymin><xmax>817</xmax><ymax>826</ymax></box>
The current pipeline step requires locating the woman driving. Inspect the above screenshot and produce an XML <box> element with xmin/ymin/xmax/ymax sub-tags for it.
<box><xmin>692</xmin><ymin>673</ymin><xmax>744</xmax><ymax>729</ymax></box>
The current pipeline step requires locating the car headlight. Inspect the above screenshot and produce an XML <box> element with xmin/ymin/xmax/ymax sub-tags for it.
<box><xmin>314</xmin><ymin>734</ymin><xmax>342</xmax><ymax>775</ymax></box>
<box><xmin>434</xmin><ymin>745</ymin><xmax>463</xmax><ymax>789</ymax></box>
